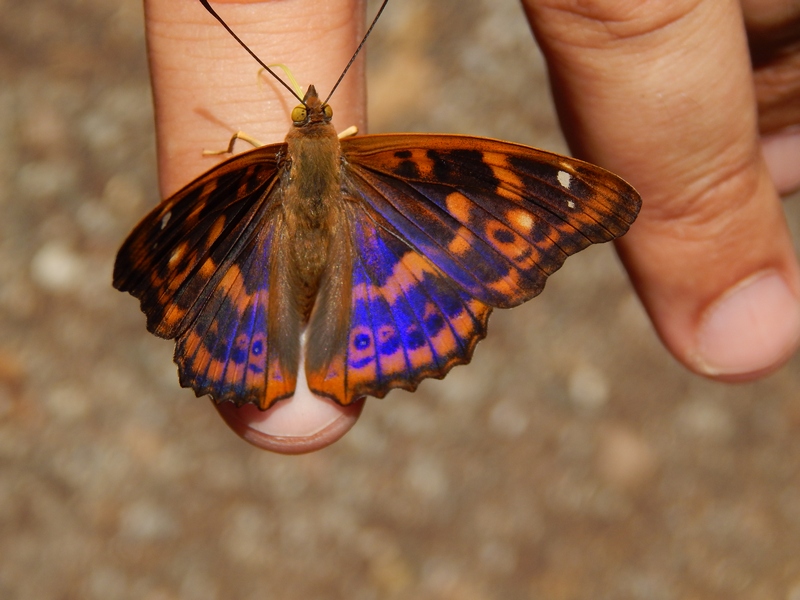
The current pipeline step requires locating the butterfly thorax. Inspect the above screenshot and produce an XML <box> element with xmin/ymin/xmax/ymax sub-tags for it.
<box><xmin>284</xmin><ymin>122</ymin><xmax>340</xmax><ymax>227</ymax></box>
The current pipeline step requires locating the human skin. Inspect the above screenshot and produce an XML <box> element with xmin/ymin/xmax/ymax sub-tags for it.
<box><xmin>142</xmin><ymin>0</ymin><xmax>800</xmax><ymax>453</ymax></box>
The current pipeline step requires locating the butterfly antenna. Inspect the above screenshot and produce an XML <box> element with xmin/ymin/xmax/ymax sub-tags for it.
<box><xmin>197</xmin><ymin>0</ymin><xmax>305</xmax><ymax>104</ymax></box>
<box><xmin>324</xmin><ymin>0</ymin><xmax>390</xmax><ymax>104</ymax></box>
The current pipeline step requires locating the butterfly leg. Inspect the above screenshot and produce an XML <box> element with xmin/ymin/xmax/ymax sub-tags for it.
<box><xmin>337</xmin><ymin>126</ymin><xmax>358</xmax><ymax>140</ymax></box>
<box><xmin>202</xmin><ymin>131</ymin><xmax>264</xmax><ymax>156</ymax></box>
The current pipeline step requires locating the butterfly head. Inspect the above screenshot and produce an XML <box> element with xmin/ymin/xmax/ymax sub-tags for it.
<box><xmin>291</xmin><ymin>85</ymin><xmax>333</xmax><ymax>128</ymax></box>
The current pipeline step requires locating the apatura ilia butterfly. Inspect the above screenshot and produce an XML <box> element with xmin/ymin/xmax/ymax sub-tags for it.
<box><xmin>113</xmin><ymin>0</ymin><xmax>641</xmax><ymax>411</ymax></box>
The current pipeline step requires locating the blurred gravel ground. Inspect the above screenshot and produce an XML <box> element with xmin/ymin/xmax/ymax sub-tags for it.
<box><xmin>1</xmin><ymin>1</ymin><xmax>799</xmax><ymax>599</ymax></box>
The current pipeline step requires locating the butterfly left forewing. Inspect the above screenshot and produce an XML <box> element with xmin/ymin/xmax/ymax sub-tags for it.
<box><xmin>341</xmin><ymin>133</ymin><xmax>641</xmax><ymax>309</ymax></box>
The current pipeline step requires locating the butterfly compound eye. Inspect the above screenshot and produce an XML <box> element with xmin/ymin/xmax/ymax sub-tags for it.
<box><xmin>291</xmin><ymin>105</ymin><xmax>307</xmax><ymax>124</ymax></box>
<box><xmin>322</xmin><ymin>104</ymin><xmax>333</xmax><ymax>120</ymax></box>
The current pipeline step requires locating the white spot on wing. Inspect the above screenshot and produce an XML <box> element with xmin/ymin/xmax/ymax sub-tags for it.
<box><xmin>160</xmin><ymin>211</ymin><xmax>172</xmax><ymax>229</ymax></box>
<box><xmin>558</xmin><ymin>171</ymin><xmax>577</xmax><ymax>209</ymax></box>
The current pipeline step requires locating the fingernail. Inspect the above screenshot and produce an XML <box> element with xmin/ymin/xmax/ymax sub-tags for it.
<box><xmin>248</xmin><ymin>391</ymin><xmax>350</xmax><ymax>437</ymax></box>
<box><xmin>216</xmin><ymin>397</ymin><xmax>364</xmax><ymax>455</ymax></box>
<box><xmin>762</xmin><ymin>129</ymin><xmax>800</xmax><ymax>195</ymax></box>
<box><xmin>694</xmin><ymin>271</ymin><xmax>800</xmax><ymax>377</ymax></box>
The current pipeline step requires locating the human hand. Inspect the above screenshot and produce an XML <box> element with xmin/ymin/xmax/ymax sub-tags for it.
<box><xmin>141</xmin><ymin>0</ymin><xmax>800</xmax><ymax>453</ymax></box>
<box><xmin>521</xmin><ymin>0</ymin><xmax>800</xmax><ymax>380</ymax></box>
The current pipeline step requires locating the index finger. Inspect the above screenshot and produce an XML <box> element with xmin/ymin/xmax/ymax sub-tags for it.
<box><xmin>142</xmin><ymin>0</ymin><xmax>367</xmax><ymax>452</ymax></box>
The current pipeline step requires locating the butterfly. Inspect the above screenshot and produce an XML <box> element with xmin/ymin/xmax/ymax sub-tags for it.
<box><xmin>113</xmin><ymin>1</ymin><xmax>641</xmax><ymax>411</ymax></box>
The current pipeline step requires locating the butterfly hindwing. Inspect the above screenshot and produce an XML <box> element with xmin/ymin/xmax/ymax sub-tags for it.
<box><xmin>305</xmin><ymin>202</ymin><xmax>492</xmax><ymax>404</ymax></box>
<box><xmin>341</xmin><ymin>133</ymin><xmax>641</xmax><ymax>309</ymax></box>
<box><xmin>173</xmin><ymin>220</ymin><xmax>298</xmax><ymax>407</ymax></box>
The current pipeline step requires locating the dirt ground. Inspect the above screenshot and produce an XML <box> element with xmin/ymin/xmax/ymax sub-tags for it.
<box><xmin>1</xmin><ymin>1</ymin><xmax>799</xmax><ymax>599</ymax></box>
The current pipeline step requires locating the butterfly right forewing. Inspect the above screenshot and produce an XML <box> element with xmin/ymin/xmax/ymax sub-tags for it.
<box><xmin>114</xmin><ymin>143</ymin><xmax>302</xmax><ymax>407</ymax></box>
<box><xmin>114</xmin><ymin>144</ymin><xmax>285</xmax><ymax>337</ymax></box>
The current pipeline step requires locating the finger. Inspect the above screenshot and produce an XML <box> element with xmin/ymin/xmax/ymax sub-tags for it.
<box><xmin>743</xmin><ymin>0</ymin><xmax>800</xmax><ymax>194</ymax></box>
<box><xmin>522</xmin><ymin>0</ymin><xmax>800</xmax><ymax>379</ymax></box>
<box><xmin>144</xmin><ymin>0</ymin><xmax>367</xmax><ymax>452</ymax></box>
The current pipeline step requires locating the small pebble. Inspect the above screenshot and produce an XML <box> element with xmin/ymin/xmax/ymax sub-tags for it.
<box><xmin>30</xmin><ymin>242</ymin><xmax>86</xmax><ymax>293</ymax></box>
<box><xmin>568</xmin><ymin>363</ymin><xmax>609</xmax><ymax>413</ymax></box>
<box><xmin>596</xmin><ymin>425</ymin><xmax>659</xmax><ymax>490</ymax></box>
